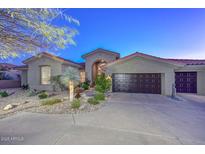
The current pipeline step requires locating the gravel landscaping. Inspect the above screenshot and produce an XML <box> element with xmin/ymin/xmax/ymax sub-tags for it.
<box><xmin>0</xmin><ymin>88</ymin><xmax>108</xmax><ymax>119</ymax></box>
<box><xmin>0</xmin><ymin>88</ymin><xmax>40</xmax><ymax>118</ymax></box>
<box><xmin>27</xmin><ymin>98</ymin><xmax>107</xmax><ymax>114</ymax></box>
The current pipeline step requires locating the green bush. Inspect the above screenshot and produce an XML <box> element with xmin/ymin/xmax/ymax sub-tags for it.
<box><xmin>94</xmin><ymin>92</ymin><xmax>105</xmax><ymax>101</ymax></box>
<box><xmin>0</xmin><ymin>91</ymin><xmax>9</xmax><ymax>97</ymax></box>
<box><xmin>81</xmin><ymin>82</ymin><xmax>89</xmax><ymax>90</ymax></box>
<box><xmin>38</xmin><ymin>92</ymin><xmax>49</xmax><ymax>99</ymax></box>
<box><xmin>95</xmin><ymin>74</ymin><xmax>111</xmax><ymax>93</ymax></box>
<box><xmin>71</xmin><ymin>99</ymin><xmax>81</xmax><ymax>109</ymax></box>
<box><xmin>87</xmin><ymin>98</ymin><xmax>99</xmax><ymax>105</ymax></box>
<box><xmin>41</xmin><ymin>98</ymin><xmax>62</xmax><ymax>106</ymax></box>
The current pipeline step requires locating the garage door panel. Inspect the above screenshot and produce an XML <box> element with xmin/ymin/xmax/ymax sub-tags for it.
<box><xmin>175</xmin><ymin>72</ymin><xmax>197</xmax><ymax>93</ymax></box>
<box><xmin>112</xmin><ymin>73</ymin><xmax>161</xmax><ymax>94</ymax></box>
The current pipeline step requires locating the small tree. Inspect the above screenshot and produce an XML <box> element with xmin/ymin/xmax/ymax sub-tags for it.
<box><xmin>61</xmin><ymin>67</ymin><xmax>80</xmax><ymax>101</ymax></box>
<box><xmin>0</xmin><ymin>8</ymin><xmax>79</xmax><ymax>59</ymax></box>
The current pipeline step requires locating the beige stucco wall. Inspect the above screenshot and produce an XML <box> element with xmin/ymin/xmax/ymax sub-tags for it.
<box><xmin>21</xmin><ymin>70</ymin><xmax>28</xmax><ymax>86</ymax></box>
<box><xmin>84</xmin><ymin>52</ymin><xmax>118</xmax><ymax>82</ymax></box>
<box><xmin>27</xmin><ymin>56</ymin><xmax>62</xmax><ymax>91</ymax></box>
<box><xmin>106</xmin><ymin>57</ymin><xmax>176</xmax><ymax>96</ymax></box>
<box><xmin>197</xmin><ymin>71</ymin><xmax>205</xmax><ymax>95</ymax></box>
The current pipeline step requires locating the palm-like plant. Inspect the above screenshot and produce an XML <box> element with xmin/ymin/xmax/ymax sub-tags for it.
<box><xmin>51</xmin><ymin>75</ymin><xmax>65</xmax><ymax>91</ymax></box>
<box><xmin>61</xmin><ymin>67</ymin><xmax>80</xmax><ymax>101</ymax></box>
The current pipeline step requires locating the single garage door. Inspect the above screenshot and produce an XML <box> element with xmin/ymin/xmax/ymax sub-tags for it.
<box><xmin>175</xmin><ymin>72</ymin><xmax>197</xmax><ymax>93</ymax></box>
<box><xmin>112</xmin><ymin>73</ymin><xmax>161</xmax><ymax>94</ymax></box>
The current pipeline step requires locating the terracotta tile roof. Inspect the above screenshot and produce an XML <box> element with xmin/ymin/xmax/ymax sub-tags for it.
<box><xmin>134</xmin><ymin>52</ymin><xmax>184</xmax><ymax>65</ymax></box>
<box><xmin>166</xmin><ymin>59</ymin><xmax>205</xmax><ymax>65</ymax></box>
<box><xmin>134</xmin><ymin>52</ymin><xmax>205</xmax><ymax>65</ymax></box>
<box><xmin>107</xmin><ymin>51</ymin><xmax>205</xmax><ymax>67</ymax></box>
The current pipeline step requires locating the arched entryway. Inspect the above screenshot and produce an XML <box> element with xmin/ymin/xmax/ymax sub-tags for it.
<box><xmin>92</xmin><ymin>59</ymin><xmax>107</xmax><ymax>82</ymax></box>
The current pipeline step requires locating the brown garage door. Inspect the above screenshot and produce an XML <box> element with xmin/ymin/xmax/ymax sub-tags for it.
<box><xmin>112</xmin><ymin>73</ymin><xmax>161</xmax><ymax>94</ymax></box>
<box><xmin>175</xmin><ymin>72</ymin><xmax>197</xmax><ymax>93</ymax></box>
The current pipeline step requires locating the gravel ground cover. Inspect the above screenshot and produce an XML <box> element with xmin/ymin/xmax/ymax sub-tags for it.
<box><xmin>0</xmin><ymin>88</ymin><xmax>108</xmax><ymax>119</ymax></box>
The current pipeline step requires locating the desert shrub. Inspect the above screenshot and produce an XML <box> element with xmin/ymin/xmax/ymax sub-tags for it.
<box><xmin>94</xmin><ymin>92</ymin><xmax>105</xmax><ymax>101</ymax></box>
<box><xmin>0</xmin><ymin>91</ymin><xmax>9</xmax><ymax>97</ymax></box>
<box><xmin>87</xmin><ymin>98</ymin><xmax>99</xmax><ymax>105</ymax></box>
<box><xmin>74</xmin><ymin>87</ymin><xmax>83</xmax><ymax>99</ymax></box>
<box><xmin>75</xmin><ymin>87</ymin><xmax>84</xmax><ymax>93</ymax></box>
<box><xmin>41</xmin><ymin>98</ymin><xmax>62</xmax><ymax>106</ymax></box>
<box><xmin>51</xmin><ymin>75</ymin><xmax>66</xmax><ymax>91</ymax></box>
<box><xmin>28</xmin><ymin>89</ymin><xmax>36</xmax><ymax>97</ymax></box>
<box><xmin>95</xmin><ymin>74</ymin><xmax>111</xmax><ymax>93</ymax></box>
<box><xmin>81</xmin><ymin>81</ymin><xmax>90</xmax><ymax>90</ymax></box>
<box><xmin>71</xmin><ymin>99</ymin><xmax>81</xmax><ymax>109</ymax></box>
<box><xmin>75</xmin><ymin>93</ymin><xmax>81</xmax><ymax>99</ymax></box>
<box><xmin>38</xmin><ymin>92</ymin><xmax>49</xmax><ymax>99</ymax></box>
<box><xmin>82</xmin><ymin>83</ymin><xmax>89</xmax><ymax>90</ymax></box>
<box><xmin>28</xmin><ymin>89</ymin><xmax>42</xmax><ymax>97</ymax></box>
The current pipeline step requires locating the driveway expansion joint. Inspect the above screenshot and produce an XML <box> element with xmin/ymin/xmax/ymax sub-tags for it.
<box><xmin>71</xmin><ymin>113</ymin><xmax>76</xmax><ymax>125</ymax></box>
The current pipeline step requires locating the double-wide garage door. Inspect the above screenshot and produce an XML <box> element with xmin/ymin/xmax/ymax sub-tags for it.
<box><xmin>112</xmin><ymin>73</ymin><xmax>161</xmax><ymax>94</ymax></box>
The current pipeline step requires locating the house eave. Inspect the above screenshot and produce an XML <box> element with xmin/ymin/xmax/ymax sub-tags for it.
<box><xmin>106</xmin><ymin>52</ymin><xmax>185</xmax><ymax>68</ymax></box>
<box><xmin>23</xmin><ymin>52</ymin><xmax>83</xmax><ymax>69</ymax></box>
<box><xmin>82</xmin><ymin>48</ymin><xmax>120</xmax><ymax>59</ymax></box>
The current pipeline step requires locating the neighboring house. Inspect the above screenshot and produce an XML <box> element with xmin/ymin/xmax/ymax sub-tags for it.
<box><xmin>16</xmin><ymin>48</ymin><xmax>205</xmax><ymax>96</ymax></box>
<box><xmin>0</xmin><ymin>63</ymin><xmax>17</xmax><ymax>71</ymax></box>
<box><xmin>0</xmin><ymin>63</ymin><xmax>21</xmax><ymax>89</ymax></box>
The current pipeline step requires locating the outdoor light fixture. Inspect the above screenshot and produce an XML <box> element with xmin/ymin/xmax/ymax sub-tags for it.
<box><xmin>69</xmin><ymin>80</ymin><xmax>74</xmax><ymax>101</ymax></box>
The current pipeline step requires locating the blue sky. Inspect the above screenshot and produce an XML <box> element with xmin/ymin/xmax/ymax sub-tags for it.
<box><xmin>2</xmin><ymin>9</ymin><xmax>205</xmax><ymax>65</ymax></box>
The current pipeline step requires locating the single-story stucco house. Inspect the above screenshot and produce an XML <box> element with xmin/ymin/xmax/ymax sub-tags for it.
<box><xmin>16</xmin><ymin>48</ymin><xmax>205</xmax><ymax>96</ymax></box>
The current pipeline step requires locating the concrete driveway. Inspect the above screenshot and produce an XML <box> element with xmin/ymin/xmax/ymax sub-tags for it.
<box><xmin>0</xmin><ymin>93</ymin><xmax>205</xmax><ymax>145</ymax></box>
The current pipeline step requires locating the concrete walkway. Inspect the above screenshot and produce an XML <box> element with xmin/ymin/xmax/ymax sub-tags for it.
<box><xmin>0</xmin><ymin>93</ymin><xmax>205</xmax><ymax>145</ymax></box>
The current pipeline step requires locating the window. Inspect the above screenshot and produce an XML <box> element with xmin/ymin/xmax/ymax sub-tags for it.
<box><xmin>40</xmin><ymin>66</ymin><xmax>51</xmax><ymax>85</ymax></box>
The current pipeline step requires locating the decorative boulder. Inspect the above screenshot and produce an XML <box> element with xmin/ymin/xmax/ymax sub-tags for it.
<box><xmin>23</xmin><ymin>100</ymin><xmax>30</xmax><ymax>104</ymax></box>
<box><xmin>3</xmin><ymin>104</ymin><xmax>17</xmax><ymax>111</ymax></box>
<box><xmin>105</xmin><ymin>92</ymin><xmax>111</xmax><ymax>97</ymax></box>
<box><xmin>81</xmin><ymin>93</ymin><xmax>86</xmax><ymax>98</ymax></box>
<box><xmin>85</xmin><ymin>90</ymin><xmax>95</xmax><ymax>97</ymax></box>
